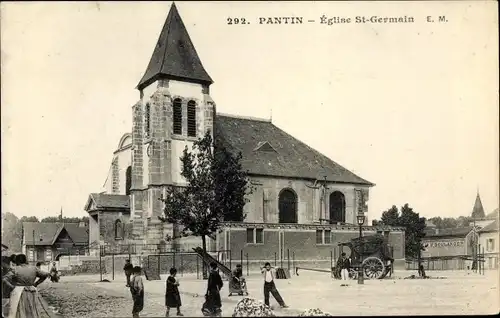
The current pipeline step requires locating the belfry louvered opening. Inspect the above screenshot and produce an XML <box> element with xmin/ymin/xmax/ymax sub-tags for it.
<box><xmin>173</xmin><ymin>99</ymin><xmax>182</xmax><ymax>135</ymax></box>
<box><xmin>187</xmin><ymin>100</ymin><xmax>197</xmax><ymax>137</ymax></box>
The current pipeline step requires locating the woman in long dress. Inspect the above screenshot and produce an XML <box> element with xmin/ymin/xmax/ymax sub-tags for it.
<box><xmin>2</xmin><ymin>254</ymin><xmax>55</xmax><ymax>318</ymax></box>
<box><xmin>202</xmin><ymin>262</ymin><xmax>223</xmax><ymax>317</ymax></box>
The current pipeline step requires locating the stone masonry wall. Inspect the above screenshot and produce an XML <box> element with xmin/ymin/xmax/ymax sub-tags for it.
<box><xmin>112</xmin><ymin>157</ymin><xmax>119</xmax><ymax>194</ymax></box>
<box><xmin>98</xmin><ymin>211</ymin><xmax>132</xmax><ymax>244</ymax></box>
<box><xmin>245</xmin><ymin>176</ymin><xmax>371</xmax><ymax>225</ymax></box>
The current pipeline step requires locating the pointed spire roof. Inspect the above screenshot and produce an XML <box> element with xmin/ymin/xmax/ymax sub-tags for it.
<box><xmin>137</xmin><ymin>3</ymin><xmax>213</xmax><ymax>90</ymax></box>
<box><xmin>471</xmin><ymin>192</ymin><xmax>486</xmax><ymax>219</ymax></box>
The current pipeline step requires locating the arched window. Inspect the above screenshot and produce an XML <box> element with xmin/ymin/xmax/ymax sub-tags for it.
<box><xmin>278</xmin><ymin>189</ymin><xmax>298</xmax><ymax>223</ymax></box>
<box><xmin>173</xmin><ymin>99</ymin><xmax>182</xmax><ymax>135</ymax></box>
<box><xmin>187</xmin><ymin>100</ymin><xmax>197</xmax><ymax>137</ymax></box>
<box><xmin>145</xmin><ymin>102</ymin><xmax>151</xmax><ymax>137</ymax></box>
<box><xmin>114</xmin><ymin>219</ymin><xmax>123</xmax><ymax>239</ymax></box>
<box><xmin>329</xmin><ymin>191</ymin><xmax>346</xmax><ymax>224</ymax></box>
<box><xmin>125</xmin><ymin>166</ymin><xmax>132</xmax><ymax>195</ymax></box>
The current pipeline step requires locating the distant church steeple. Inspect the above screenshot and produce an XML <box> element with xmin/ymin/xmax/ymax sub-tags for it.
<box><xmin>136</xmin><ymin>2</ymin><xmax>213</xmax><ymax>91</ymax></box>
<box><xmin>471</xmin><ymin>191</ymin><xmax>486</xmax><ymax>219</ymax></box>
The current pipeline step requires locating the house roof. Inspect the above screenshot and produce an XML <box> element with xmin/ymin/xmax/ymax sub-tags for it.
<box><xmin>479</xmin><ymin>220</ymin><xmax>498</xmax><ymax>233</ymax></box>
<box><xmin>214</xmin><ymin>114</ymin><xmax>374</xmax><ymax>185</ymax></box>
<box><xmin>471</xmin><ymin>192</ymin><xmax>486</xmax><ymax>219</ymax></box>
<box><xmin>485</xmin><ymin>208</ymin><xmax>498</xmax><ymax>220</ymax></box>
<box><xmin>136</xmin><ymin>2</ymin><xmax>213</xmax><ymax>90</ymax></box>
<box><xmin>424</xmin><ymin>226</ymin><xmax>474</xmax><ymax>239</ymax></box>
<box><xmin>85</xmin><ymin>193</ymin><xmax>130</xmax><ymax>212</ymax></box>
<box><xmin>22</xmin><ymin>222</ymin><xmax>88</xmax><ymax>246</ymax></box>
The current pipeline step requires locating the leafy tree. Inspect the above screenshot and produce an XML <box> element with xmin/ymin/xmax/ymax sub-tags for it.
<box><xmin>19</xmin><ymin>216</ymin><xmax>39</xmax><ymax>223</ymax></box>
<box><xmin>376</xmin><ymin>204</ymin><xmax>426</xmax><ymax>259</ymax></box>
<box><xmin>1</xmin><ymin>212</ymin><xmax>23</xmax><ymax>252</ymax></box>
<box><xmin>428</xmin><ymin>216</ymin><xmax>473</xmax><ymax>229</ymax></box>
<box><xmin>159</xmin><ymin>130</ymin><xmax>253</xmax><ymax>264</ymax></box>
<box><xmin>41</xmin><ymin>216</ymin><xmax>89</xmax><ymax>223</ymax></box>
<box><xmin>381</xmin><ymin>205</ymin><xmax>399</xmax><ymax>225</ymax></box>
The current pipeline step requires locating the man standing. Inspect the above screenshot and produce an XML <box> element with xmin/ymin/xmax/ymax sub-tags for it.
<box><xmin>124</xmin><ymin>259</ymin><xmax>133</xmax><ymax>287</ymax></box>
<box><xmin>260</xmin><ymin>262</ymin><xmax>288</xmax><ymax>309</ymax></box>
<box><xmin>339</xmin><ymin>253</ymin><xmax>350</xmax><ymax>286</ymax></box>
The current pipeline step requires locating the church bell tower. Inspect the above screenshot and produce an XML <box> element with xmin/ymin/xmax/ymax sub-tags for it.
<box><xmin>129</xmin><ymin>3</ymin><xmax>216</xmax><ymax>246</ymax></box>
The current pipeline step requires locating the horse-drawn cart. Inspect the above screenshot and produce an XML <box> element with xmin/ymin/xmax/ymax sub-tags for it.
<box><xmin>333</xmin><ymin>234</ymin><xmax>394</xmax><ymax>280</ymax></box>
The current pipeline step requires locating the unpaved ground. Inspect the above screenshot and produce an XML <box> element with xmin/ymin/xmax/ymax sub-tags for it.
<box><xmin>37</xmin><ymin>270</ymin><xmax>499</xmax><ymax>317</ymax></box>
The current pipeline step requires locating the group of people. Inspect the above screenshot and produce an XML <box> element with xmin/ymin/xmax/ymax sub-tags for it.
<box><xmin>1</xmin><ymin>253</ymin><xmax>56</xmax><ymax>318</ymax></box>
<box><xmin>123</xmin><ymin>260</ymin><xmax>289</xmax><ymax>317</ymax></box>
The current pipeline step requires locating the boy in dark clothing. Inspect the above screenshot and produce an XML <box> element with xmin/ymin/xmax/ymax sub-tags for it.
<box><xmin>124</xmin><ymin>259</ymin><xmax>134</xmax><ymax>287</ymax></box>
<box><xmin>165</xmin><ymin>267</ymin><xmax>183</xmax><ymax>317</ymax></box>
<box><xmin>130</xmin><ymin>266</ymin><xmax>144</xmax><ymax>318</ymax></box>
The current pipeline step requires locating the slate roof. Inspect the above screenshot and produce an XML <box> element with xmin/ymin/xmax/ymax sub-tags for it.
<box><xmin>471</xmin><ymin>192</ymin><xmax>486</xmax><ymax>219</ymax></box>
<box><xmin>485</xmin><ymin>208</ymin><xmax>498</xmax><ymax>220</ymax></box>
<box><xmin>479</xmin><ymin>220</ymin><xmax>498</xmax><ymax>233</ymax></box>
<box><xmin>137</xmin><ymin>3</ymin><xmax>213</xmax><ymax>90</ymax></box>
<box><xmin>424</xmin><ymin>226</ymin><xmax>473</xmax><ymax>239</ymax></box>
<box><xmin>86</xmin><ymin>193</ymin><xmax>130</xmax><ymax>211</ymax></box>
<box><xmin>214</xmin><ymin>114</ymin><xmax>373</xmax><ymax>185</ymax></box>
<box><xmin>22</xmin><ymin>222</ymin><xmax>88</xmax><ymax>246</ymax></box>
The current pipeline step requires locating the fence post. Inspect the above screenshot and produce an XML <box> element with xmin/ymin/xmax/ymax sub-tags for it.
<box><xmin>180</xmin><ymin>253</ymin><xmax>184</xmax><ymax>277</ymax></box>
<box><xmin>274</xmin><ymin>252</ymin><xmax>277</xmax><ymax>266</ymax></box>
<box><xmin>112</xmin><ymin>252</ymin><xmax>115</xmax><ymax>281</ymax></box>
<box><xmin>196</xmin><ymin>255</ymin><xmax>200</xmax><ymax>280</ymax></box>
<box><xmin>240</xmin><ymin>250</ymin><xmax>243</xmax><ymax>269</ymax></box>
<box><xmin>158</xmin><ymin>253</ymin><xmax>161</xmax><ymax>277</ymax></box>
<box><xmin>292</xmin><ymin>252</ymin><xmax>295</xmax><ymax>275</ymax></box>
<box><xmin>99</xmin><ymin>246</ymin><xmax>103</xmax><ymax>282</ymax></box>
<box><xmin>287</xmin><ymin>249</ymin><xmax>290</xmax><ymax>270</ymax></box>
<box><xmin>481</xmin><ymin>246</ymin><xmax>485</xmax><ymax>274</ymax></box>
<box><xmin>246</xmin><ymin>253</ymin><xmax>249</xmax><ymax>276</ymax></box>
<box><xmin>173</xmin><ymin>251</ymin><xmax>176</xmax><ymax>268</ymax></box>
<box><xmin>229</xmin><ymin>250</ymin><xmax>232</xmax><ymax>272</ymax></box>
<box><xmin>330</xmin><ymin>250</ymin><xmax>333</xmax><ymax>270</ymax></box>
<box><xmin>128</xmin><ymin>244</ymin><xmax>131</xmax><ymax>260</ymax></box>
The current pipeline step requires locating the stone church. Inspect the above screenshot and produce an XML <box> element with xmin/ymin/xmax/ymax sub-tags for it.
<box><xmin>84</xmin><ymin>3</ymin><xmax>406</xmax><ymax>267</ymax></box>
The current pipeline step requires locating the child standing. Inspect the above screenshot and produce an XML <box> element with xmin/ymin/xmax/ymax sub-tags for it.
<box><xmin>130</xmin><ymin>266</ymin><xmax>144</xmax><ymax>318</ymax></box>
<box><xmin>165</xmin><ymin>267</ymin><xmax>183</xmax><ymax>317</ymax></box>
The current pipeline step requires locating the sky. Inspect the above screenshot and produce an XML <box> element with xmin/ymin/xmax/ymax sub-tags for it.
<box><xmin>1</xmin><ymin>1</ymin><xmax>498</xmax><ymax>222</ymax></box>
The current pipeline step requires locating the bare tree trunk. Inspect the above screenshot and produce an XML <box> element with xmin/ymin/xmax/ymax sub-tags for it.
<box><xmin>202</xmin><ymin>234</ymin><xmax>208</xmax><ymax>279</ymax></box>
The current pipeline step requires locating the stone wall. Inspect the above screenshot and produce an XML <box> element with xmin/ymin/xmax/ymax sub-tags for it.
<box><xmin>245</xmin><ymin>176</ymin><xmax>370</xmax><ymax>225</ymax></box>
<box><xmin>224</xmin><ymin>227</ymin><xmax>405</xmax><ymax>267</ymax></box>
<box><xmin>98</xmin><ymin>211</ymin><xmax>132</xmax><ymax>244</ymax></box>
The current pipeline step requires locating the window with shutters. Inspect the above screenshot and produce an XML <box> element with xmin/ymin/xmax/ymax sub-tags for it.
<box><xmin>187</xmin><ymin>100</ymin><xmax>197</xmax><ymax>137</ymax></box>
<box><xmin>173</xmin><ymin>99</ymin><xmax>182</xmax><ymax>135</ymax></box>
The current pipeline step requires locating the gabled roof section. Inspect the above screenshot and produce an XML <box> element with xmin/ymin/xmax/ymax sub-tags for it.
<box><xmin>485</xmin><ymin>208</ymin><xmax>499</xmax><ymax>220</ymax></box>
<box><xmin>214</xmin><ymin>114</ymin><xmax>374</xmax><ymax>185</ymax></box>
<box><xmin>479</xmin><ymin>219</ymin><xmax>498</xmax><ymax>233</ymax></box>
<box><xmin>23</xmin><ymin>222</ymin><xmax>62</xmax><ymax>246</ymax></box>
<box><xmin>84</xmin><ymin>193</ymin><xmax>130</xmax><ymax>212</ymax></box>
<box><xmin>137</xmin><ymin>3</ymin><xmax>213</xmax><ymax>90</ymax></box>
<box><xmin>471</xmin><ymin>192</ymin><xmax>486</xmax><ymax>219</ymax></box>
<box><xmin>254</xmin><ymin>141</ymin><xmax>278</xmax><ymax>153</ymax></box>
<box><xmin>424</xmin><ymin>226</ymin><xmax>473</xmax><ymax>239</ymax></box>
